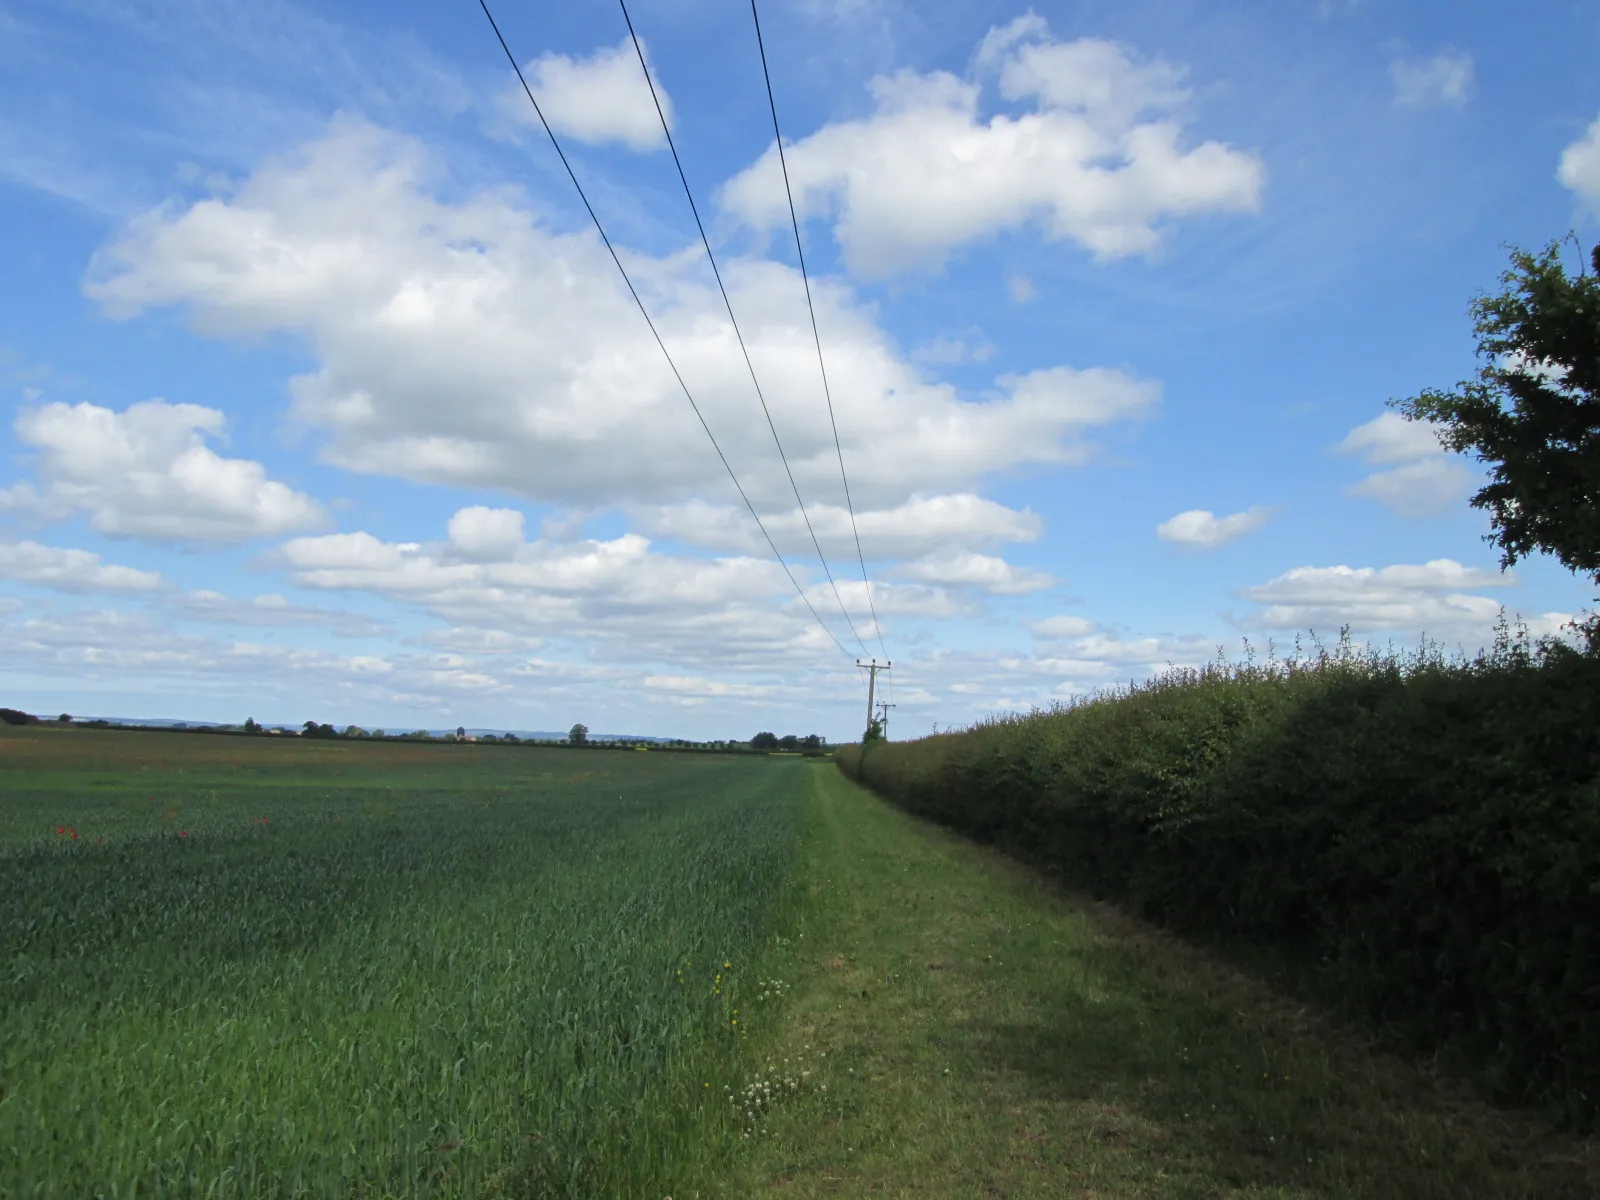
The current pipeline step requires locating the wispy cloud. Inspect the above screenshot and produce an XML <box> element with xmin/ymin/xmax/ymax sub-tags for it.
<box><xmin>1390</xmin><ymin>50</ymin><xmax>1474</xmax><ymax>108</ymax></box>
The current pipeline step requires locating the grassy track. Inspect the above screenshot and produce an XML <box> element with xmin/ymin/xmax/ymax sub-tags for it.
<box><xmin>722</xmin><ymin>764</ymin><xmax>1599</xmax><ymax>1199</ymax></box>
<box><xmin>0</xmin><ymin>725</ymin><xmax>807</xmax><ymax>1199</ymax></box>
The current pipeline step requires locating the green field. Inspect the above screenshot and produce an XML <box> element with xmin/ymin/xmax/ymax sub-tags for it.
<box><xmin>4</xmin><ymin>724</ymin><xmax>1595</xmax><ymax>1199</ymax></box>
<box><xmin>0</xmin><ymin>725</ymin><xmax>804</xmax><ymax>1198</ymax></box>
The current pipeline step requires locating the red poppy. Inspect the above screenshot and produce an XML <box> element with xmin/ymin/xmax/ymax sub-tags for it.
<box><xmin>178</xmin><ymin>830</ymin><xmax>188</xmax><ymax>839</ymax></box>
<box><xmin>69</xmin><ymin>828</ymin><xmax>78</xmax><ymax>840</ymax></box>
<box><xmin>55</xmin><ymin>826</ymin><xmax>64</xmax><ymax>836</ymax></box>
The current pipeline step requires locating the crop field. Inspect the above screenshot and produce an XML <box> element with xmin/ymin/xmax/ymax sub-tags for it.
<box><xmin>0</xmin><ymin>725</ymin><xmax>806</xmax><ymax>1198</ymax></box>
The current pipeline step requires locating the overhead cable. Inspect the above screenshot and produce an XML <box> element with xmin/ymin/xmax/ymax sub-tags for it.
<box><xmin>748</xmin><ymin>0</ymin><xmax>891</xmax><ymax>663</ymax></box>
<box><xmin>617</xmin><ymin>0</ymin><xmax>873</xmax><ymax>660</ymax></box>
<box><xmin>475</xmin><ymin>0</ymin><xmax>852</xmax><ymax>659</ymax></box>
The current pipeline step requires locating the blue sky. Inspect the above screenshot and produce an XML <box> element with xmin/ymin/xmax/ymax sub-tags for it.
<box><xmin>2</xmin><ymin>0</ymin><xmax>1598</xmax><ymax>740</ymax></box>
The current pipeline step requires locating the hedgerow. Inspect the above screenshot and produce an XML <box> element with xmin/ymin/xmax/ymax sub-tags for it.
<box><xmin>838</xmin><ymin>616</ymin><xmax>1600</xmax><ymax>1127</ymax></box>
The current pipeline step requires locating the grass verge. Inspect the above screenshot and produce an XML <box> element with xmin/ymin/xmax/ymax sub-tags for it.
<box><xmin>716</xmin><ymin>763</ymin><xmax>1599</xmax><ymax>1199</ymax></box>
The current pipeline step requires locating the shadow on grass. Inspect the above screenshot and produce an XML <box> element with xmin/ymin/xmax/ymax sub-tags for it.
<box><xmin>960</xmin><ymin>913</ymin><xmax>1599</xmax><ymax>1200</ymax></box>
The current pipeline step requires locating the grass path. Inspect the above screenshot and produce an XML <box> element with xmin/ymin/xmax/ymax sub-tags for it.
<box><xmin>714</xmin><ymin>763</ymin><xmax>1597</xmax><ymax>1199</ymax></box>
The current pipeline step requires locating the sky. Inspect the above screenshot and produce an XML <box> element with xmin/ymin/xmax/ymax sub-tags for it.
<box><xmin>1</xmin><ymin>0</ymin><xmax>1598</xmax><ymax>741</ymax></box>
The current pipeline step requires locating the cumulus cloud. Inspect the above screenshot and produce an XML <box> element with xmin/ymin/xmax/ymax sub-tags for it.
<box><xmin>1156</xmin><ymin>506</ymin><xmax>1272</xmax><ymax>550</ymax></box>
<box><xmin>1390</xmin><ymin>51</ymin><xmax>1474</xmax><ymax>108</ymax></box>
<box><xmin>10</xmin><ymin>400</ymin><xmax>325</xmax><ymax>543</ymax></box>
<box><xmin>171</xmin><ymin>590</ymin><xmax>388</xmax><ymax>637</ymax></box>
<box><xmin>1237</xmin><ymin>558</ymin><xmax>1519</xmax><ymax>636</ymax></box>
<box><xmin>505</xmin><ymin>39</ymin><xmax>671</xmax><ymax>151</ymax></box>
<box><xmin>638</xmin><ymin>492</ymin><xmax>1044</xmax><ymax>560</ymax></box>
<box><xmin>1001</xmin><ymin>627</ymin><xmax>1214</xmax><ymax>683</ymax></box>
<box><xmin>447</xmin><ymin>505</ymin><xmax>527</xmax><ymax>561</ymax></box>
<box><xmin>86</xmin><ymin>119</ymin><xmax>1158</xmax><ymax>519</ymax></box>
<box><xmin>720</xmin><ymin>16</ymin><xmax>1262</xmax><ymax>276</ymax></box>
<box><xmin>1030</xmin><ymin>614</ymin><xmax>1095</xmax><ymax>638</ymax></box>
<box><xmin>898</xmin><ymin>549</ymin><xmax>1054</xmax><ymax>594</ymax></box>
<box><xmin>1558</xmin><ymin>114</ymin><xmax>1600</xmax><ymax>212</ymax></box>
<box><xmin>1</xmin><ymin>606</ymin><xmax>510</xmax><ymax>713</ymax></box>
<box><xmin>0</xmin><ymin>540</ymin><xmax>166</xmax><ymax>593</ymax></box>
<box><xmin>275</xmin><ymin>507</ymin><xmax>861</xmax><ymax>667</ymax></box>
<box><xmin>806</xmin><ymin>578</ymin><xmax>967</xmax><ymax>620</ymax></box>
<box><xmin>1335</xmin><ymin>411</ymin><xmax>1472</xmax><ymax>516</ymax></box>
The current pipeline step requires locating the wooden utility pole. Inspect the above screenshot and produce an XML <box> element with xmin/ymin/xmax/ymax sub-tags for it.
<box><xmin>858</xmin><ymin>659</ymin><xmax>890</xmax><ymax>739</ymax></box>
<box><xmin>875</xmin><ymin>700</ymin><xmax>896</xmax><ymax>741</ymax></box>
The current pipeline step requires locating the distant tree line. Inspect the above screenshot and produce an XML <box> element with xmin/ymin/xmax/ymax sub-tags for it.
<box><xmin>5</xmin><ymin>706</ymin><xmax>834</xmax><ymax>754</ymax></box>
<box><xmin>748</xmin><ymin>732</ymin><xmax>825</xmax><ymax>753</ymax></box>
<box><xmin>0</xmin><ymin>709</ymin><xmax>71</xmax><ymax>726</ymax></box>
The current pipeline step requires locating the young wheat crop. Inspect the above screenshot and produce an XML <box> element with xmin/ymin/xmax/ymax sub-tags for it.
<box><xmin>0</xmin><ymin>730</ymin><xmax>805</xmax><ymax>1198</ymax></box>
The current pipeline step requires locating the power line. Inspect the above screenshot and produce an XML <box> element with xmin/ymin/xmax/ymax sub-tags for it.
<box><xmin>475</xmin><ymin>0</ymin><xmax>852</xmax><ymax>659</ymax></box>
<box><xmin>617</xmin><ymin>0</ymin><xmax>871</xmax><ymax>660</ymax></box>
<box><xmin>749</xmin><ymin>0</ymin><xmax>890</xmax><ymax>664</ymax></box>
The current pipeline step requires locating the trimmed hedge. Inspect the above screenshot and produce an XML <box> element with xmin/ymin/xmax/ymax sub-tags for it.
<box><xmin>838</xmin><ymin>622</ymin><xmax>1600</xmax><ymax>1127</ymax></box>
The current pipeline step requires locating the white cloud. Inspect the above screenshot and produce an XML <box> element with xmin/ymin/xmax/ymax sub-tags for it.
<box><xmin>638</xmin><ymin>492</ymin><xmax>1044</xmax><ymax>559</ymax></box>
<box><xmin>720</xmin><ymin>19</ymin><xmax>1262</xmax><ymax>276</ymax></box>
<box><xmin>911</xmin><ymin>330</ymin><xmax>995</xmax><ymax>365</ymax></box>
<box><xmin>1156</xmin><ymin>506</ymin><xmax>1272</xmax><ymax>550</ymax></box>
<box><xmin>1558</xmin><ymin>114</ymin><xmax>1600</xmax><ymax>212</ymax></box>
<box><xmin>1390</xmin><ymin>51</ymin><xmax>1474</xmax><ymax>108</ymax></box>
<box><xmin>0</xmin><ymin>481</ymin><xmax>40</xmax><ymax>513</ymax></box>
<box><xmin>1001</xmin><ymin>628</ymin><xmax>1215</xmax><ymax>682</ymax></box>
<box><xmin>642</xmin><ymin>674</ymin><xmax>774</xmax><ymax>700</ymax></box>
<box><xmin>803</xmin><ymin>577</ymin><xmax>966</xmax><ymax>620</ymax></box>
<box><xmin>1007</xmin><ymin>274</ymin><xmax>1036</xmax><ymax>303</ymax></box>
<box><xmin>1335</xmin><ymin>411</ymin><xmax>1472</xmax><ymax>516</ymax></box>
<box><xmin>86</xmin><ymin>119</ymin><xmax>1159</xmax><ymax>519</ymax></box>
<box><xmin>1030</xmin><ymin>614</ymin><xmax>1095</xmax><ymax>638</ymax></box>
<box><xmin>506</xmin><ymin>39</ymin><xmax>671</xmax><ymax>152</ymax></box>
<box><xmin>898</xmin><ymin>549</ymin><xmax>1054</xmax><ymax>594</ymax></box>
<box><xmin>12</xmin><ymin>400</ymin><xmax>325</xmax><ymax>543</ymax></box>
<box><xmin>0</xmin><ymin>540</ymin><xmax>166</xmax><ymax>593</ymax></box>
<box><xmin>1335</xmin><ymin>411</ymin><xmax>1444</xmax><ymax>463</ymax></box>
<box><xmin>1237</xmin><ymin>558</ymin><xmax>1516</xmax><ymax>635</ymax></box>
<box><xmin>275</xmin><ymin>507</ymin><xmax>858</xmax><ymax>668</ymax></box>
<box><xmin>447</xmin><ymin>505</ymin><xmax>527</xmax><ymax>561</ymax></box>
<box><xmin>1346</xmin><ymin>459</ymin><xmax>1473</xmax><ymax>516</ymax></box>
<box><xmin>172</xmin><ymin>590</ymin><xmax>388</xmax><ymax>637</ymax></box>
<box><xmin>0</xmin><ymin>607</ymin><xmax>512</xmax><ymax>714</ymax></box>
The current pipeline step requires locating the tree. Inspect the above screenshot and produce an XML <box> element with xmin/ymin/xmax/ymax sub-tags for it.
<box><xmin>863</xmin><ymin>717</ymin><xmax>885</xmax><ymax>746</ymax></box>
<box><xmin>243</xmin><ymin>717</ymin><xmax>260</xmax><ymax>734</ymax></box>
<box><xmin>1395</xmin><ymin>239</ymin><xmax>1600</xmax><ymax>582</ymax></box>
<box><xmin>58</xmin><ymin>713</ymin><xmax>72</xmax><ymax>724</ymax></box>
<box><xmin>569</xmin><ymin>723</ymin><xmax>589</xmax><ymax>745</ymax></box>
<box><xmin>750</xmin><ymin>731</ymin><xmax>779</xmax><ymax>750</ymax></box>
<box><xmin>778</xmin><ymin>734</ymin><xmax>800</xmax><ymax>751</ymax></box>
<box><xmin>0</xmin><ymin>708</ymin><xmax>38</xmax><ymax>726</ymax></box>
<box><xmin>456</xmin><ymin>726</ymin><xmax>466</xmax><ymax>739</ymax></box>
<box><xmin>801</xmin><ymin>733</ymin><xmax>824</xmax><ymax>751</ymax></box>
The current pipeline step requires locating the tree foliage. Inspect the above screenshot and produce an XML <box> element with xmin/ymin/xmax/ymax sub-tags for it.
<box><xmin>568</xmin><ymin>723</ymin><xmax>589</xmax><ymax>745</ymax></box>
<box><xmin>1396</xmin><ymin>239</ymin><xmax>1600</xmax><ymax>580</ymax></box>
